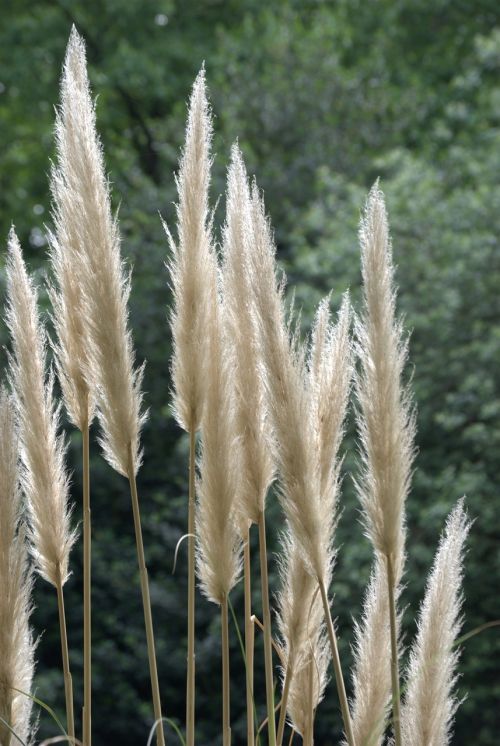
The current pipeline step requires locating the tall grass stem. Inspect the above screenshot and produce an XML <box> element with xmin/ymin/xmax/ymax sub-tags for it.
<box><xmin>221</xmin><ymin>595</ymin><xmax>231</xmax><ymax>746</ymax></box>
<box><xmin>127</xmin><ymin>447</ymin><xmax>165</xmax><ymax>746</ymax></box>
<box><xmin>244</xmin><ymin>527</ymin><xmax>255</xmax><ymax>746</ymax></box>
<box><xmin>186</xmin><ymin>427</ymin><xmax>196</xmax><ymax>746</ymax></box>
<box><xmin>82</xmin><ymin>418</ymin><xmax>91</xmax><ymax>746</ymax></box>
<box><xmin>318</xmin><ymin>579</ymin><xmax>354</xmax><ymax>746</ymax></box>
<box><xmin>55</xmin><ymin>565</ymin><xmax>74</xmax><ymax>743</ymax></box>
<box><xmin>257</xmin><ymin>510</ymin><xmax>276</xmax><ymax>746</ymax></box>
<box><xmin>386</xmin><ymin>554</ymin><xmax>401</xmax><ymax>746</ymax></box>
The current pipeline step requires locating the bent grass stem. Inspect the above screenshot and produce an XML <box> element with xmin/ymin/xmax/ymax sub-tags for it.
<box><xmin>55</xmin><ymin>565</ymin><xmax>74</xmax><ymax>743</ymax></box>
<box><xmin>127</xmin><ymin>446</ymin><xmax>165</xmax><ymax>746</ymax></box>
<box><xmin>318</xmin><ymin>579</ymin><xmax>354</xmax><ymax>746</ymax></box>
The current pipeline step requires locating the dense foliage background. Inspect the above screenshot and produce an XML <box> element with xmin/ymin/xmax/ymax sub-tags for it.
<box><xmin>0</xmin><ymin>1</ymin><xmax>499</xmax><ymax>744</ymax></box>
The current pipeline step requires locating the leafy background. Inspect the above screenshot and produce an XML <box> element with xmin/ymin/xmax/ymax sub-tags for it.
<box><xmin>0</xmin><ymin>1</ymin><xmax>499</xmax><ymax>744</ymax></box>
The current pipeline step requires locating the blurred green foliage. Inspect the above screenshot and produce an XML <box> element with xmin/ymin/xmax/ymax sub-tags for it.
<box><xmin>0</xmin><ymin>1</ymin><xmax>499</xmax><ymax>744</ymax></box>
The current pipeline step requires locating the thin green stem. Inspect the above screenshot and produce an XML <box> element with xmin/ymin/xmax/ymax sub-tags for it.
<box><xmin>186</xmin><ymin>427</ymin><xmax>196</xmax><ymax>746</ymax></box>
<box><xmin>276</xmin><ymin>657</ymin><xmax>292</xmax><ymax>746</ymax></box>
<box><xmin>221</xmin><ymin>595</ymin><xmax>231</xmax><ymax>746</ymax></box>
<box><xmin>127</xmin><ymin>447</ymin><xmax>165</xmax><ymax>746</ymax></box>
<box><xmin>55</xmin><ymin>566</ymin><xmax>75</xmax><ymax>743</ymax></box>
<box><xmin>82</xmin><ymin>417</ymin><xmax>91</xmax><ymax>746</ymax></box>
<box><xmin>257</xmin><ymin>510</ymin><xmax>277</xmax><ymax>746</ymax></box>
<box><xmin>386</xmin><ymin>554</ymin><xmax>401</xmax><ymax>746</ymax></box>
<box><xmin>244</xmin><ymin>525</ymin><xmax>255</xmax><ymax>746</ymax></box>
<box><xmin>318</xmin><ymin>579</ymin><xmax>355</xmax><ymax>746</ymax></box>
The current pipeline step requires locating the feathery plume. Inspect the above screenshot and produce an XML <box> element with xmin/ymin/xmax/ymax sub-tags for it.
<box><xmin>5</xmin><ymin>229</ymin><xmax>74</xmax><ymax>738</ymax></box>
<box><xmin>355</xmin><ymin>182</ymin><xmax>415</xmax><ymax>574</ymax></box>
<box><xmin>57</xmin><ymin>27</ymin><xmax>146</xmax><ymax>477</ymax></box>
<box><xmin>54</xmin><ymin>33</ymin><xmax>164</xmax><ymax>743</ymax></box>
<box><xmin>309</xmin><ymin>293</ymin><xmax>352</xmax><ymax>504</ymax></box>
<box><xmin>401</xmin><ymin>500</ymin><xmax>470</xmax><ymax>746</ymax></box>
<box><xmin>249</xmin><ymin>185</ymin><xmax>324</xmax><ymax>580</ymax></box>
<box><xmin>195</xmin><ymin>244</ymin><xmax>241</xmax><ymax>746</ymax></box>
<box><xmin>287</xmin><ymin>651</ymin><xmax>329</xmax><ymax>743</ymax></box>
<box><xmin>5</xmin><ymin>228</ymin><xmax>76</xmax><ymax>587</ymax></box>
<box><xmin>276</xmin><ymin>532</ymin><xmax>326</xmax><ymax>680</ymax></box>
<box><xmin>48</xmin><ymin>25</ymin><xmax>96</xmax><ymax>432</ymax></box>
<box><xmin>196</xmin><ymin>249</ymin><xmax>242</xmax><ymax>605</ymax></box>
<box><xmin>250</xmin><ymin>182</ymin><xmax>351</xmax><ymax>588</ymax></box>
<box><xmin>355</xmin><ymin>182</ymin><xmax>416</xmax><ymax>745</ymax></box>
<box><xmin>348</xmin><ymin>558</ymin><xmax>391</xmax><ymax>746</ymax></box>
<box><xmin>221</xmin><ymin>143</ymin><xmax>274</xmax><ymax>530</ymax></box>
<box><xmin>0</xmin><ymin>389</ymin><xmax>35</xmax><ymax>746</ymax></box>
<box><xmin>221</xmin><ymin>144</ymin><xmax>276</xmax><ymax>745</ymax></box>
<box><xmin>166</xmin><ymin>66</ymin><xmax>215</xmax><ymax>434</ymax></box>
<box><xmin>166</xmin><ymin>67</ymin><xmax>216</xmax><ymax>746</ymax></box>
<box><xmin>287</xmin><ymin>632</ymin><xmax>329</xmax><ymax>743</ymax></box>
<box><xmin>48</xmin><ymin>30</ymin><xmax>104</xmax><ymax>745</ymax></box>
<box><xmin>249</xmin><ymin>182</ymin><xmax>354</xmax><ymax>744</ymax></box>
<box><xmin>276</xmin><ymin>531</ymin><xmax>330</xmax><ymax>742</ymax></box>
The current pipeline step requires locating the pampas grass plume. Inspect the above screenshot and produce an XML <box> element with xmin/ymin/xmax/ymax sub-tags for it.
<box><xmin>222</xmin><ymin>144</ymin><xmax>274</xmax><ymax>529</ymax></box>
<box><xmin>249</xmin><ymin>182</ymin><xmax>351</xmax><ymax>585</ymax></box>
<box><xmin>309</xmin><ymin>292</ymin><xmax>352</xmax><ymax>512</ymax></box>
<box><xmin>355</xmin><ymin>181</ymin><xmax>415</xmax><ymax>745</ymax></box>
<box><xmin>48</xmin><ymin>26</ymin><xmax>96</xmax><ymax>432</ymax></box>
<box><xmin>276</xmin><ymin>532</ymin><xmax>326</xmax><ymax>678</ymax></box>
<box><xmin>196</xmin><ymin>248</ymin><xmax>242</xmax><ymax>605</ymax></box>
<box><xmin>249</xmin><ymin>184</ymin><xmax>324</xmax><ymax>580</ymax></box>
<box><xmin>5</xmin><ymin>228</ymin><xmax>76</xmax><ymax>587</ymax></box>
<box><xmin>58</xmin><ymin>28</ymin><xmax>146</xmax><ymax>477</ymax></box>
<box><xmin>287</xmin><ymin>645</ymin><xmax>330</xmax><ymax>742</ymax></box>
<box><xmin>249</xmin><ymin>183</ymin><xmax>354</xmax><ymax>743</ymax></box>
<box><xmin>348</xmin><ymin>558</ymin><xmax>391</xmax><ymax>746</ymax></box>
<box><xmin>0</xmin><ymin>388</ymin><xmax>35</xmax><ymax>746</ymax></box>
<box><xmin>401</xmin><ymin>499</ymin><xmax>470</xmax><ymax>746</ymax></box>
<box><xmin>276</xmin><ymin>532</ymin><xmax>330</xmax><ymax>738</ymax></box>
<box><xmin>166</xmin><ymin>66</ymin><xmax>215</xmax><ymax>434</ymax></box>
<box><xmin>355</xmin><ymin>182</ymin><xmax>415</xmax><ymax>573</ymax></box>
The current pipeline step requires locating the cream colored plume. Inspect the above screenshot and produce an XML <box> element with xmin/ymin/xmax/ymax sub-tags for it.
<box><xmin>276</xmin><ymin>531</ymin><xmax>330</xmax><ymax>735</ymax></box>
<box><xmin>276</xmin><ymin>532</ymin><xmax>326</xmax><ymax>675</ymax></box>
<box><xmin>221</xmin><ymin>144</ymin><xmax>274</xmax><ymax>528</ymax></box>
<box><xmin>401</xmin><ymin>499</ymin><xmax>470</xmax><ymax>746</ymax></box>
<box><xmin>348</xmin><ymin>558</ymin><xmax>392</xmax><ymax>746</ymax></box>
<box><xmin>0</xmin><ymin>389</ymin><xmax>36</xmax><ymax>746</ymax></box>
<box><xmin>248</xmin><ymin>183</ymin><xmax>320</xmax><ymax>579</ymax></box>
<box><xmin>6</xmin><ymin>229</ymin><xmax>76</xmax><ymax>587</ymax></box>
<box><xmin>48</xmin><ymin>25</ymin><xmax>95</xmax><ymax>432</ymax></box>
<box><xmin>249</xmin><ymin>182</ymin><xmax>350</xmax><ymax>585</ymax></box>
<box><xmin>166</xmin><ymin>66</ymin><xmax>215</xmax><ymax>434</ymax></box>
<box><xmin>287</xmin><ymin>622</ymin><xmax>329</xmax><ymax>740</ymax></box>
<box><xmin>355</xmin><ymin>182</ymin><xmax>415</xmax><ymax>575</ymax></box>
<box><xmin>287</xmin><ymin>651</ymin><xmax>329</xmax><ymax>741</ymax></box>
<box><xmin>309</xmin><ymin>293</ymin><xmax>352</xmax><ymax>502</ymax></box>
<box><xmin>55</xmin><ymin>28</ymin><xmax>146</xmax><ymax>476</ymax></box>
<box><xmin>196</xmin><ymin>248</ymin><xmax>242</xmax><ymax>605</ymax></box>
